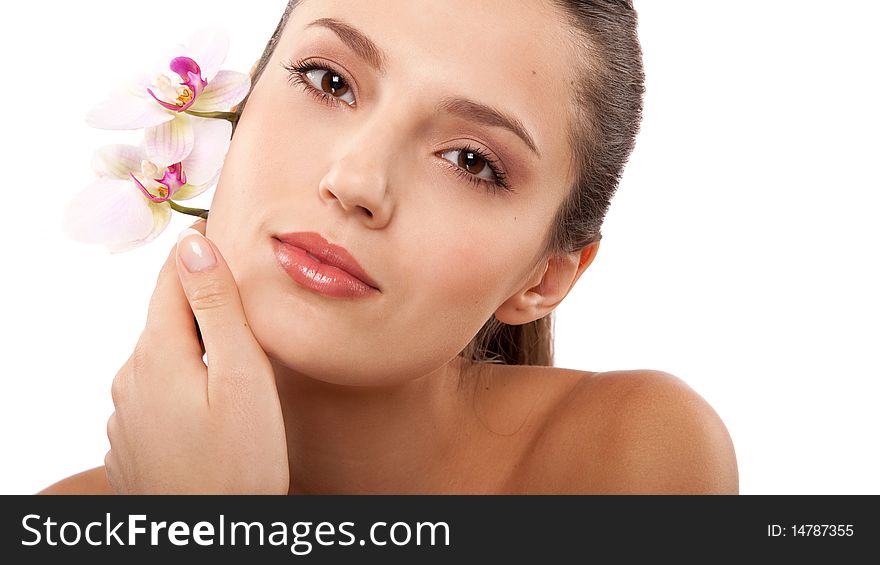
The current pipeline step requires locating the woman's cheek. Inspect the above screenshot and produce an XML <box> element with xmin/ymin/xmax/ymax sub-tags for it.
<box><xmin>423</xmin><ymin>230</ymin><xmax>511</xmax><ymax>310</ymax></box>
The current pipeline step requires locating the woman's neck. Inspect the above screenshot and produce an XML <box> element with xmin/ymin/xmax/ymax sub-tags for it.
<box><xmin>270</xmin><ymin>356</ymin><xmax>479</xmax><ymax>494</ymax></box>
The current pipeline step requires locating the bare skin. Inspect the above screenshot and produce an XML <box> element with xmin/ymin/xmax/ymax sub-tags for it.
<box><xmin>39</xmin><ymin>365</ymin><xmax>738</xmax><ymax>494</ymax></box>
<box><xmin>38</xmin><ymin>0</ymin><xmax>739</xmax><ymax>494</ymax></box>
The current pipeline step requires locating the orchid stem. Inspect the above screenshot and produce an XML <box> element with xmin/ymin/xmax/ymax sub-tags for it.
<box><xmin>168</xmin><ymin>200</ymin><xmax>210</xmax><ymax>219</ymax></box>
<box><xmin>184</xmin><ymin>109</ymin><xmax>238</xmax><ymax>124</ymax></box>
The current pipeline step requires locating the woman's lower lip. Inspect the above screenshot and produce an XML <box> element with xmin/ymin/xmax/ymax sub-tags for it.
<box><xmin>272</xmin><ymin>238</ymin><xmax>380</xmax><ymax>299</ymax></box>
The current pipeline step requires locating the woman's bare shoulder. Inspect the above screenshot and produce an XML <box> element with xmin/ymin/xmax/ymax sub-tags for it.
<box><xmin>512</xmin><ymin>368</ymin><xmax>739</xmax><ymax>494</ymax></box>
<box><xmin>37</xmin><ymin>466</ymin><xmax>114</xmax><ymax>495</ymax></box>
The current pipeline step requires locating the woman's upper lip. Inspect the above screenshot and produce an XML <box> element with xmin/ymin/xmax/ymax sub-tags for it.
<box><xmin>273</xmin><ymin>232</ymin><xmax>381</xmax><ymax>291</ymax></box>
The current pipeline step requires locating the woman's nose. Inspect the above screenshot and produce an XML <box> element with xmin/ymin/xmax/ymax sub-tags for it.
<box><xmin>318</xmin><ymin>138</ymin><xmax>399</xmax><ymax>229</ymax></box>
<box><xmin>318</xmin><ymin>159</ymin><xmax>391</xmax><ymax>227</ymax></box>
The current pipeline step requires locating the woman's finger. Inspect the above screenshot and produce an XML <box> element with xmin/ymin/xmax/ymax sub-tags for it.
<box><xmin>141</xmin><ymin>219</ymin><xmax>207</xmax><ymax>365</ymax></box>
<box><xmin>174</xmin><ymin>224</ymin><xmax>271</xmax><ymax>403</ymax></box>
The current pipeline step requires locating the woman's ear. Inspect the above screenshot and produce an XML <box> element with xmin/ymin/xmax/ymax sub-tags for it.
<box><xmin>494</xmin><ymin>241</ymin><xmax>600</xmax><ymax>325</ymax></box>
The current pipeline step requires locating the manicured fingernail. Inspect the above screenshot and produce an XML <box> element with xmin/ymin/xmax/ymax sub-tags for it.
<box><xmin>177</xmin><ymin>228</ymin><xmax>217</xmax><ymax>272</ymax></box>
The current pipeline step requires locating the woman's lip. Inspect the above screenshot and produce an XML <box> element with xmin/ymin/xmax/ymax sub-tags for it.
<box><xmin>273</xmin><ymin>232</ymin><xmax>381</xmax><ymax>291</ymax></box>
<box><xmin>271</xmin><ymin>238</ymin><xmax>381</xmax><ymax>299</ymax></box>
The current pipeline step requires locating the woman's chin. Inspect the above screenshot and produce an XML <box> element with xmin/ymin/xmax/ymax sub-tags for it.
<box><xmin>266</xmin><ymin>354</ymin><xmax>401</xmax><ymax>388</ymax></box>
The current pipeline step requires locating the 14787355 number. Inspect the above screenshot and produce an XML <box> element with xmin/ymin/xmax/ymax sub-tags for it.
<box><xmin>792</xmin><ymin>525</ymin><xmax>853</xmax><ymax>537</ymax></box>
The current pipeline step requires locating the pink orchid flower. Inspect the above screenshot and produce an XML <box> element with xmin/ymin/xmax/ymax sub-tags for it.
<box><xmin>85</xmin><ymin>28</ymin><xmax>250</xmax><ymax>167</ymax></box>
<box><xmin>64</xmin><ymin>117</ymin><xmax>231</xmax><ymax>253</ymax></box>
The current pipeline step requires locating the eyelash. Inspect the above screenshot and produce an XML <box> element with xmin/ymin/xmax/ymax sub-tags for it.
<box><xmin>282</xmin><ymin>58</ymin><xmax>513</xmax><ymax>195</ymax></box>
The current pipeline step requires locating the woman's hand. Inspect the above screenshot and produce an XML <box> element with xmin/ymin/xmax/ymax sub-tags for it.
<box><xmin>105</xmin><ymin>219</ymin><xmax>290</xmax><ymax>494</ymax></box>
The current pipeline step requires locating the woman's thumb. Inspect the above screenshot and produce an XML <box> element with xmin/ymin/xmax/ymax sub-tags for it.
<box><xmin>176</xmin><ymin>225</ymin><xmax>268</xmax><ymax>389</ymax></box>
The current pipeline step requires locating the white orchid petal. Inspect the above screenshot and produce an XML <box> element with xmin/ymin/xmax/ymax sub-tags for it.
<box><xmin>155</xmin><ymin>74</ymin><xmax>179</xmax><ymax>103</ymax></box>
<box><xmin>185</xmin><ymin>27</ymin><xmax>229</xmax><ymax>82</ymax></box>
<box><xmin>86</xmin><ymin>93</ymin><xmax>175</xmax><ymax>130</ymax></box>
<box><xmin>91</xmin><ymin>145</ymin><xmax>146</xmax><ymax>179</ymax></box>
<box><xmin>190</xmin><ymin>71</ymin><xmax>251</xmax><ymax>112</ymax></box>
<box><xmin>170</xmin><ymin>181</ymin><xmax>215</xmax><ymax>201</ymax></box>
<box><xmin>106</xmin><ymin>201</ymin><xmax>172</xmax><ymax>254</ymax></box>
<box><xmin>140</xmin><ymin>160</ymin><xmax>161</xmax><ymax>179</ymax></box>
<box><xmin>130</xmin><ymin>71</ymin><xmax>159</xmax><ymax>94</ymax></box>
<box><xmin>149</xmin><ymin>43</ymin><xmax>188</xmax><ymax>82</ymax></box>
<box><xmin>180</xmin><ymin>117</ymin><xmax>232</xmax><ymax>186</ymax></box>
<box><xmin>63</xmin><ymin>179</ymin><xmax>155</xmax><ymax>247</ymax></box>
<box><xmin>145</xmin><ymin>116</ymin><xmax>195</xmax><ymax>168</ymax></box>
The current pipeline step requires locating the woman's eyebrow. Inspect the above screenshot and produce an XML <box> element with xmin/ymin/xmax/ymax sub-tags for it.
<box><xmin>304</xmin><ymin>17</ymin><xmax>541</xmax><ymax>159</ymax></box>
<box><xmin>305</xmin><ymin>18</ymin><xmax>388</xmax><ymax>75</ymax></box>
<box><xmin>437</xmin><ymin>97</ymin><xmax>541</xmax><ymax>158</ymax></box>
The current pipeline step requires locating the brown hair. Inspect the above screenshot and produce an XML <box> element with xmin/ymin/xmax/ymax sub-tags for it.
<box><xmin>231</xmin><ymin>0</ymin><xmax>645</xmax><ymax>370</ymax></box>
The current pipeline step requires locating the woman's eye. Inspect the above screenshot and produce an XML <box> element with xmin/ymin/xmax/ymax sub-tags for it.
<box><xmin>439</xmin><ymin>148</ymin><xmax>507</xmax><ymax>188</ymax></box>
<box><xmin>305</xmin><ymin>68</ymin><xmax>356</xmax><ymax>106</ymax></box>
<box><xmin>286</xmin><ymin>61</ymin><xmax>356</xmax><ymax>107</ymax></box>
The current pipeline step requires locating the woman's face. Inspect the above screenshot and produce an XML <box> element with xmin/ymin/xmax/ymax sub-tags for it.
<box><xmin>207</xmin><ymin>0</ymin><xmax>578</xmax><ymax>385</ymax></box>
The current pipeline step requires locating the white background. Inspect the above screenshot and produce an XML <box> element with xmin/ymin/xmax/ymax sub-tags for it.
<box><xmin>1</xmin><ymin>1</ymin><xmax>877</xmax><ymax>494</ymax></box>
